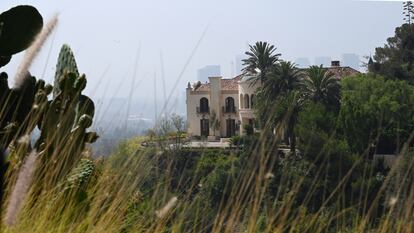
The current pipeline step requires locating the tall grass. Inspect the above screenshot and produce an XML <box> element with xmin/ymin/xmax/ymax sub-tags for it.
<box><xmin>1</xmin><ymin>16</ymin><xmax>414</xmax><ymax>233</ymax></box>
<box><xmin>1</xmin><ymin>120</ymin><xmax>414</xmax><ymax>232</ymax></box>
<box><xmin>4</xmin><ymin>150</ymin><xmax>36</xmax><ymax>226</ymax></box>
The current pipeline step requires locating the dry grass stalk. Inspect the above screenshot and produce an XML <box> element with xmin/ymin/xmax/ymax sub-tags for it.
<box><xmin>155</xmin><ymin>196</ymin><xmax>178</xmax><ymax>219</ymax></box>
<box><xmin>14</xmin><ymin>14</ymin><xmax>59</xmax><ymax>88</ymax></box>
<box><xmin>5</xmin><ymin>151</ymin><xmax>37</xmax><ymax>226</ymax></box>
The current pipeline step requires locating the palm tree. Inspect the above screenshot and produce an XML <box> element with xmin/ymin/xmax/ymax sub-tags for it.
<box><xmin>261</xmin><ymin>61</ymin><xmax>303</xmax><ymax>100</ymax></box>
<box><xmin>254</xmin><ymin>62</ymin><xmax>304</xmax><ymax>153</ymax></box>
<box><xmin>274</xmin><ymin>91</ymin><xmax>305</xmax><ymax>154</ymax></box>
<box><xmin>302</xmin><ymin>65</ymin><xmax>341</xmax><ymax>111</ymax></box>
<box><xmin>255</xmin><ymin>61</ymin><xmax>301</xmax><ymax>125</ymax></box>
<box><xmin>256</xmin><ymin>90</ymin><xmax>304</xmax><ymax>154</ymax></box>
<box><xmin>242</xmin><ymin>41</ymin><xmax>281</xmax><ymax>84</ymax></box>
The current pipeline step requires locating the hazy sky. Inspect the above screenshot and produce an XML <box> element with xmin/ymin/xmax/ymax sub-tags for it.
<box><xmin>0</xmin><ymin>0</ymin><xmax>402</xmax><ymax>101</ymax></box>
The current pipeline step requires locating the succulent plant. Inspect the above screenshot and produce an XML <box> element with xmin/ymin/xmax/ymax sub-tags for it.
<box><xmin>0</xmin><ymin>6</ymin><xmax>100</xmax><ymax>219</ymax></box>
<box><xmin>0</xmin><ymin>5</ymin><xmax>98</xmax><ymax>207</ymax></box>
<box><xmin>0</xmin><ymin>71</ymin><xmax>49</xmax><ymax>147</ymax></box>
<box><xmin>0</xmin><ymin>44</ymin><xmax>97</xmax><ymax>193</ymax></box>
<box><xmin>53</xmin><ymin>44</ymin><xmax>79</xmax><ymax>97</ymax></box>
<box><xmin>0</xmin><ymin>5</ymin><xmax>43</xmax><ymax>67</ymax></box>
<box><xmin>0</xmin><ymin>5</ymin><xmax>44</xmax><ymax>149</ymax></box>
<box><xmin>34</xmin><ymin>44</ymin><xmax>98</xmax><ymax>184</ymax></box>
<box><xmin>66</xmin><ymin>158</ymin><xmax>95</xmax><ymax>191</ymax></box>
<box><xmin>0</xmin><ymin>5</ymin><xmax>43</xmax><ymax>216</ymax></box>
<box><xmin>37</xmin><ymin>72</ymin><xmax>97</xmax><ymax>150</ymax></box>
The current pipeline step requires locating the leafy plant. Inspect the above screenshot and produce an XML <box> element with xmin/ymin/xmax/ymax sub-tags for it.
<box><xmin>209</xmin><ymin>111</ymin><xmax>220</xmax><ymax>137</ymax></box>
<box><xmin>370</xmin><ymin>23</ymin><xmax>414</xmax><ymax>83</ymax></box>
<box><xmin>338</xmin><ymin>74</ymin><xmax>414</xmax><ymax>154</ymax></box>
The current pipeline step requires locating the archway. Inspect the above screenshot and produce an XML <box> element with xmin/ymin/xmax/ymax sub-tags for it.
<box><xmin>244</xmin><ymin>94</ymin><xmax>250</xmax><ymax>109</ymax></box>
<box><xmin>200</xmin><ymin>97</ymin><xmax>209</xmax><ymax>113</ymax></box>
<box><xmin>225</xmin><ymin>97</ymin><xmax>235</xmax><ymax>112</ymax></box>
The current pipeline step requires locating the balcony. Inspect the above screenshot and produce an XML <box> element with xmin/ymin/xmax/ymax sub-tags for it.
<box><xmin>196</xmin><ymin>106</ymin><xmax>210</xmax><ymax>114</ymax></box>
<box><xmin>239</xmin><ymin>108</ymin><xmax>254</xmax><ymax>119</ymax></box>
<box><xmin>222</xmin><ymin>106</ymin><xmax>237</xmax><ymax>114</ymax></box>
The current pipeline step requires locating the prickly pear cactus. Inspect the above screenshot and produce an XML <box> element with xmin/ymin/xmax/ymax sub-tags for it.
<box><xmin>37</xmin><ymin>73</ymin><xmax>96</xmax><ymax>151</ymax></box>
<box><xmin>34</xmin><ymin>44</ymin><xmax>98</xmax><ymax>185</ymax></box>
<box><xmin>65</xmin><ymin>158</ymin><xmax>95</xmax><ymax>191</ymax></box>
<box><xmin>0</xmin><ymin>71</ymin><xmax>48</xmax><ymax>147</ymax></box>
<box><xmin>0</xmin><ymin>5</ymin><xmax>43</xmax><ymax>211</ymax></box>
<box><xmin>0</xmin><ymin>5</ymin><xmax>43</xmax><ymax>67</ymax></box>
<box><xmin>0</xmin><ymin>5</ymin><xmax>43</xmax><ymax>148</ymax></box>
<box><xmin>0</xmin><ymin>5</ymin><xmax>99</xmax><ymax>209</ymax></box>
<box><xmin>53</xmin><ymin>44</ymin><xmax>79</xmax><ymax>97</ymax></box>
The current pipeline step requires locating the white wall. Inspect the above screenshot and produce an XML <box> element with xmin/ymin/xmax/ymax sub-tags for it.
<box><xmin>187</xmin><ymin>92</ymin><xmax>242</xmax><ymax>137</ymax></box>
<box><xmin>220</xmin><ymin>92</ymin><xmax>239</xmax><ymax>137</ymax></box>
<box><xmin>239</xmin><ymin>79</ymin><xmax>261</xmax><ymax>103</ymax></box>
<box><xmin>238</xmin><ymin>79</ymin><xmax>261</xmax><ymax>135</ymax></box>
<box><xmin>186</xmin><ymin>91</ymin><xmax>210</xmax><ymax>137</ymax></box>
<box><xmin>187</xmin><ymin>76</ymin><xmax>261</xmax><ymax>138</ymax></box>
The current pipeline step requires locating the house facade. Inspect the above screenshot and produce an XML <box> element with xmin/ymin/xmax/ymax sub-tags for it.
<box><xmin>186</xmin><ymin>62</ymin><xmax>360</xmax><ymax>139</ymax></box>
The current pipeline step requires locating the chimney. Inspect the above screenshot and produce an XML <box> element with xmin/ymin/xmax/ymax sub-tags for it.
<box><xmin>331</xmin><ymin>61</ymin><xmax>340</xmax><ymax>67</ymax></box>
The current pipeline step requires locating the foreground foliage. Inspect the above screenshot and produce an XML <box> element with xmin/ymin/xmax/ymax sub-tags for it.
<box><xmin>3</xmin><ymin>5</ymin><xmax>414</xmax><ymax>233</ymax></box>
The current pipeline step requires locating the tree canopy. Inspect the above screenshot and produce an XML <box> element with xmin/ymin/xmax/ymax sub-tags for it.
<box><xmin>370</xmin><ymin>23</ymin><xmax>414</xmax><ymax>83</ymax></box>
<box><xmin>303</xmin><ymin>65</ymin><xmax>341</xmax><ymax>111</ymax></box>
<box><xmin>338</xmin><ymin>74</ymin><xmax>414</xmax><ymax>154</ymax></box>
<box><xmin>242</xmin><ymin>41</ymin><xmax>280</xmax><ymax>84</ymax></box>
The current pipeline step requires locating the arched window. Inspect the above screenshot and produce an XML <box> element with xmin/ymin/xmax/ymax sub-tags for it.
<box><xmin>244</xmin><ymin>94</ymin><xmax>250</xmax><ymax>109</ymax></box>
<box><xmin>240</xmin><ymin>94</ymin><xmax>244</xmax><ymax>109</ymax></box>
<box><xmin>199</xmin><ymin>97</ymin><xmax>209</xmax><ymax>113</ymax></box>
<box><xmin>251</xmin><ymin>94</ymin><xmax>255</xmax><ymax>108</ymax></box>
<box><xmin>225</xmin><ymin>97</ymin><xmax>235</xmax><ymax>113</ymax></box>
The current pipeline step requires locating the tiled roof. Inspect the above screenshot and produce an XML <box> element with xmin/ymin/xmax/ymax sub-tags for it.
<box><xmin>299</xmin><ymin>66</ymin><xmax>360</xmax><ymax>78</ymax></box>
<box><xmin>194</xmin><ymin>83</ymin><xmax>210</xmax><ymax>91</ymax></box>
<box><xmin>325</xmin><ymin>66</ymin><xmax>360</xmax><ymax>78</ymax></box>
<box><xmin>193</xmin><ymin>75</ymin><xmax>242</xmax><ymax>92</ymax></box>
<box><xmin>191</xmin><ymin>67</ymin><xmax>359</xmax><ymax>92</ymax></box>
<box><xmin>222</xmin><ymin>74</ymin><xmax>242</xmax><ymax>90</ymax></box>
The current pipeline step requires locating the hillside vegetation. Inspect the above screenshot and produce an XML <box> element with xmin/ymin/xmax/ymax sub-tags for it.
<box><xmin>2</xmin><ymin>4</ymin><xmax>414</xmax><ymax>233</ymax></box>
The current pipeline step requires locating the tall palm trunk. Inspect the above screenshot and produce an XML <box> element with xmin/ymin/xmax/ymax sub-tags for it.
<box><xmin>287</xmin><ymin>107</ymin><xmax>298</xmax><ymax>155</ymax></box>
<box><xmin>288</xmin><ymin>123</ymin><xmax>296</xmax><ymax>154</ymax></box>
<box><xmin>290</xmin><ymin>131</ymin><xmax>296</xmax><ymax>155</ymax></box>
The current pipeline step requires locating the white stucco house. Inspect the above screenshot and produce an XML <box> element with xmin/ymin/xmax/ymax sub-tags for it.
<box><xmin>186</xmin><ymin>74</ymin><xmax>258</xmax><ymax>139</ymax></box>
<box><xmin>186</xmin><ymin>61</ymin><xmax>360</xmax><ymax>139</ymax></box>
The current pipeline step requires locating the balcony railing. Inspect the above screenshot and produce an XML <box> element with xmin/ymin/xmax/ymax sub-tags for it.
<box><xmin>222</xmin><ymin>106</ymin><xmax>236</xmax><ymax>114</ymax></box>
<box><xmin>196</xmin><ymin>106</ymin><xmax>210</xmax><ymax>114</ymax></box>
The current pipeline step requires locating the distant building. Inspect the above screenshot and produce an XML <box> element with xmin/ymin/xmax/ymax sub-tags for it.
<box><xmin>315</xmin><ymin>57</ymin><xmax>331</xmax><ymax>67</ymax></box>
<box><xmin>197</xmin><ymin>65</ymin><xmax>221</xmax><ymax>83</ymax></box>
<box><xmin>295</xmin><ymin>57</ymin><xmax>311</xmax><ymax>68</ymax></box>
<box><xmin>342</xmin><ymin>53</ymin><xmax>360</xmax><ymax>71</ymax></box>
<box><xmin>186</xmin><ymin>63</ymin><xmax>360</xmax><ymax>139</ymax></box>
<box><xmin>235</xmin><ymin>54</ymin><xmax>245</xmax><ymax>74</ymax></box>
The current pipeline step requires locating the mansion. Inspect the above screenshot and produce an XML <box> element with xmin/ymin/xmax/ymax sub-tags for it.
<box><xmin>186</xmin><ymin>61</ymin><xmax>360</xmax><ymax>139</ymax></box>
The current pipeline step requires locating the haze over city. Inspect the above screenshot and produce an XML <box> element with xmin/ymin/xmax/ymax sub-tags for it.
<box><xmin>1</xmin><ymin>0</ymin><xmax>402</xmax><ymax>102</ymax></box>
